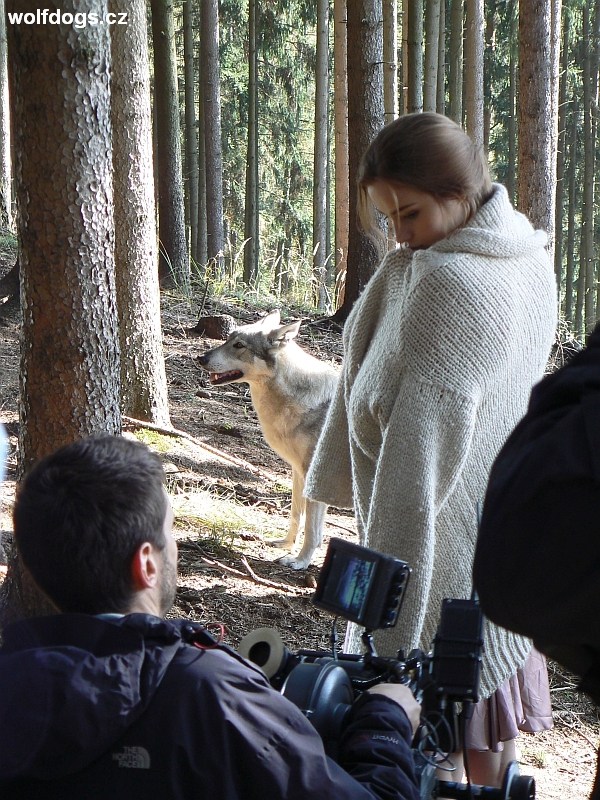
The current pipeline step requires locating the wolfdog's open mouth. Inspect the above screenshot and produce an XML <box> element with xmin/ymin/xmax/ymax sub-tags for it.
<box><xmin>209</xmin><ymin>370</ymin><xmax>244</xmax><ymax>385</ymax></box>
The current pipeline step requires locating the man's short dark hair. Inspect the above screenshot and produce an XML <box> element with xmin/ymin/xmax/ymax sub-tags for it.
<box><xmin>13</xmin><ymin>434</ymin><xmax>167</xmax><ymax>614</ymax></box>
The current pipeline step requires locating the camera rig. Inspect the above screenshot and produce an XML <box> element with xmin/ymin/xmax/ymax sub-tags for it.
<box><xmin>239</xmin><ymin>538</ymin><xmax>535</xmax><ymax>800</ymax></box>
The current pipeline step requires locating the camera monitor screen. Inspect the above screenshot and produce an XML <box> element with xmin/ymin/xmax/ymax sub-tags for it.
<box><xmin>319</xmin><ymin>550</ymin><xmax>377</xmax><ymax>619</ymax></box>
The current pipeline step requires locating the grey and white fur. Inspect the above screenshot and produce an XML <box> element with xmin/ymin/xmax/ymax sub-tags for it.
<box><xmin>198</xmin><ymin>311</ymin><xmax>339</xmax><ymax>569</ymax></box>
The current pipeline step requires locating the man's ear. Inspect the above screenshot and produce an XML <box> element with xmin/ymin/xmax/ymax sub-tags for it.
<box><xmin>130</xmin><ymin>542</ymin><xmax>160</xmax><ymax>591</ymax></box>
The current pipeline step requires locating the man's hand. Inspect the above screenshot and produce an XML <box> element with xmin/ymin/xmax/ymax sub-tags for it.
<box><xmin>367</xmin><ymin>683</ymin><xmax>421</xmax><ymax>735</ymax></box>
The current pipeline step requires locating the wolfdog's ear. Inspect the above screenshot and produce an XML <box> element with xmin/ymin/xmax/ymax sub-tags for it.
<box><xmin>268</xmin><ymin>320</ymin><xmax>302</xmax><ymax>346</ymax></box>
<box><xmin>259</xmin><ymin>310</ymin><xmax>281</xmax><ymax>329</ymax></box>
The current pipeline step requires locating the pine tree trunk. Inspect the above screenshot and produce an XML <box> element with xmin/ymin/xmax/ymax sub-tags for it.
<box><xmin>383</xmin><ymin>0</ymin><xmax>398</xmax><ymax>123</ymax></box>
<box><xmin>334</xmin><ymin>0</ymin><xmax>349</xmax><ymax>306</ymax></box>
<box><xmin>506</xmin><ymin>0</ymin><xmax>517</xmax><ymax>203</ymax></box>
<box><xmin>243</xmin><ymin>0</ymin><xmax>259</xmax><ymax>284</ymax></box>
<box><xmin>0</xmin><ymin>0</ymin><xmax>11</xmax><ymax>231</ymax></box>
<box><xmin>3</xmin><ymin>0</ymin><xmax>120</xmax><ymax>625</ymax></box>
<box><xmin>332</xmin><ymin>0</ymin><xmax>384</xmax><ymax>322</ymax></box>
<box><xmin>517</xmin><ymin>0</ymin><xmax>559</xmax><ymax>262</ymax></box>
<box><xmin>400</xmin><ymin>0</ymin><xmax>409</xmax><ymax>114</ymax></box>
<box><xmin>437</xmin><ymin>0</ymin><xmax>446</xmax><ymax>113</ymax></box>
<box><xmin>196</xmin><ymin>13</ymin><xmax>208</xmax><ymax>269</ymax></box>
<box><xmin>483</xmin><ymin>2</ymin><xmax>495</xmax><ymax>152</ymax></box>
<box><xmin>313</xmin><ymin>0</ymin><xmax>329</xmax><ymax>309</ymax></box>
<box><xmin>110</xmin><ymin>0</ymin><xmax>170</xmax><ymax>428</ymax></box>
<box><xmin>554</xmin><ymin>8</ymin><xmax>570</xmax><ymax>297</ymax></box>
<box><xmin>424</xmin><ymin>0</ymin><xmax>440</xmax><ymax>112</ymax></box>
<box><xmin>582</xmin><ymin>0</ymin><xmax>598</xmax><ymax>331</ymax></box>
<box><xmin>408</xmin><ymin>0</ymin><xmax>423</xmax><ymax>112</ymax></box>
<box><xmin>151</xmin><ymin>0</ymin><xmax>189</xmax><ymax>288</ymax></box>
<box><xmin>448</xmin><ymin>0</ymin><xmax>463</xmax><ymax>124</ymax></box>
<box><xmin>201</xmin><ymin>0</ymin><xmax>225</xmax><ymax>272</ymax></box>
<box><xmin>564</xmin><ymin>99</ymin><xmax>578</xmax><ymax>325</ymax></box>
<box><xmin>464</xmin><ymin>0</ymin><xmax>484</xmax><ymax>146</ymax></box>
<box><xmin>183</xmin><ymin>0</ymin><xmax>199</xmax><ymax>265</ymax></box>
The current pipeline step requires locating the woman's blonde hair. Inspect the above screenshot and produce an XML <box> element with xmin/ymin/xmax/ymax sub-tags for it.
<box><xmin>358</xmin><ymin>112</ymin><xmax>493</xmax><ymax>239</ymax></box>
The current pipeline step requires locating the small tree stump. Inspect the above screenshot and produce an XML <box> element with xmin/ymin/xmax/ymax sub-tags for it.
<box><xmin>194</xmin><ymin>314</ymin><xmax>237</xmax><ymax>339</ymax></box>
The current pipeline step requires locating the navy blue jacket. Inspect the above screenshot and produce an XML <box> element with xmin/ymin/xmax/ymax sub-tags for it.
<box><xmin>0</xmin><ymin>613</ymin><xmax>420</xmax><ymax>799</ymax></box>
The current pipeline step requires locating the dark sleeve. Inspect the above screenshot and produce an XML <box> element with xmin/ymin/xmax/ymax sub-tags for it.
<box><xmin>338</xmin><ymin>693</ymin><xmax>420</xmax><ymax>800</ymax></box>
<box><xmin>195</xmin><ymin>650</ymin><xmax>419</xmax><ymax>800</ymax></box>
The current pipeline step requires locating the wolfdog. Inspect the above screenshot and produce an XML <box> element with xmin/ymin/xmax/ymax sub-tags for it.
<box><xmin>198</xmin><ymin>311</ymin><xmax>339</xmax><ymax>569</ymax></box>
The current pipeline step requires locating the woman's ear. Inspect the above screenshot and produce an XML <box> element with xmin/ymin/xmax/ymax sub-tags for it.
<box><xmin>130</xmin><ymin>541</ymin><xmax>160</xmax><ymax>590</ymax></box>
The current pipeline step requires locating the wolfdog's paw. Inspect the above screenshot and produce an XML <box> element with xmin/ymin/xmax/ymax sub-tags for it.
<box><xmin>268</xmin><ymin>537</ymin><xmax>295</xmax><ymax>550</ymax></box>
<box><xmin>277</xmin><ymin>553</ymin><xmax>312</xmax><ymax>570</ymax></box>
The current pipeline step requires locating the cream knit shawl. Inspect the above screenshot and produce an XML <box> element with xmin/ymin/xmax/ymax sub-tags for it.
<box><xmin>305</xmin><ymin>185</ymin><xmax>557</xmax><ymax>698</ymax></box>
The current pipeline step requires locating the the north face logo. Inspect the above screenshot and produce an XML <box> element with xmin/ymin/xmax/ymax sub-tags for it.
<box><xmin>112</xmin><ymin>746</ymin><xmax>151</xmax><ymax>769</ymax></box>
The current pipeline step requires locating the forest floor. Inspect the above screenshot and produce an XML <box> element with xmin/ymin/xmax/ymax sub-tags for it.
<box><xmin>0</xmin><ymin>254</ymin><xmax>598</xmax><ymax>797</ymax></box>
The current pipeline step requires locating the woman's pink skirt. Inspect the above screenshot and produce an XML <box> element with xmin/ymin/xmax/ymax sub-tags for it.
<box><xmin>465</xmin><ymin>648</ymin><xmax>554</xmax><ymax>752</ymax></box>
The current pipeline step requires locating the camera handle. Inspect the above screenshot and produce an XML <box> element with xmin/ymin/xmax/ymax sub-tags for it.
<box><xmin>434</xmin><ymin>761</ymin><xmax>535</xmax><ymax>799</ymax></box>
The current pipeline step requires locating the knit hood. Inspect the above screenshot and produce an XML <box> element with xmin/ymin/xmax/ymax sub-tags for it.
<box><xmin>432</xmin><ymin>183</ymin><xmax>548</xmax><ymax>259</ymax></box>
<box><xmin>0</xmin><ymin>613</ymin><xmax>190</xmax><ymax>781</ymax></box>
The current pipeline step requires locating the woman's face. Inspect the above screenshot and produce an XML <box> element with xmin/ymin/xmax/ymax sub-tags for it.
<box><xmin>366</xmin><ymin>180</ymin><xmax>467</xmax><ymax>250</ymax></box>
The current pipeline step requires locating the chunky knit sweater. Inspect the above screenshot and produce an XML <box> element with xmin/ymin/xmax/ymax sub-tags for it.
<box><xmin>305</xmin><ymin>185</ymin><xmax>557</xmax><ymax>699</ymax></box>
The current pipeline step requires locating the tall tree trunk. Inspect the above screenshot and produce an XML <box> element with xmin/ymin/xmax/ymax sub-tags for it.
<box><xmin>183</xmin><ymin>0</ymin><xmax>199</xmax><ymax>265</ymax></box>
<box><xmin>582</xmin><ymin>0</ymin><xmax>599</xmax><ymax>331</ymax></box>
<box><xmin>3</xmin><ymin>0</ymin><xmax>120</xmax><ymax>625</ymax></box>
<box><xmin>151</xmin><ymin>0</ymin><xmax>189</xmax><ymax>288</ymax></box>
<box><xmin>424</xmin><ymin>0</ymin><xmax>440</xmax><ymax>112</ymax></box>
<box><xmin>196</xmin><ymin>13</ymin><xmax>208</xmax><ymax>268</ymax></box>
<box><xmin>565</xmin><ymin>98</ymin><xmax>578</xmax><ymax>325</ymax></box>
<box><xmin>408</xmin><ymin>0</ymin><xmax>423</xmax><ymax>112</ymax></box>
<box><xmin>201</xmin><ymin>0</ymin><xmax>225</xmax><ymax>272</ymax></box>
<box><xmin>332</xmin><ymin>0</ymin><xmax>384</xmax><ymax>323</ymax></box>
<box><xmin>243</xmin><ymin>0</ymin><xmax>259</xmax><ymax>284</ymax></box>
<box><xmin>313</xmin><ymin>0</ymin><xmax>330</xmax><ymax>309</ymax></box>
<box><xmin>334</xmin><ymin>0</ymin><xmax>349</xmax><ymax>305</ymax></box>
<box><xmin>437</xmin><ymin>0</ymin><xmax>446</xmax><ymax>113</ymax></box>
<box><xmin>448</xmin><ymin>0</ymin><xmax>463</xmax><ymax>124</ymax></box>
<box><xmin>464</xmin><ymin>0</ymin><xmax>484</xmax><ymax>145</ymax></box>
<box><xmin>483</xmin><ymin>1</ymin><xmax>495</xmax><ymax>152</ymax></box>
<box><xmin>0</xmin><ymin>0</ymin><xmax>11</xmax><ymax>231</ymax></box>
<box><xmin>554</xmin><ymin>8</ymin><xmax>570</xmax><ymax>297</ymax></box>
<box><xmin>506</xmin><ymin>0</ymin><xmax>517</xmax><ymax>203</ymax></box>
<box><xmin>400</xmin><ymin>0</ymin><xmax>409</xmax><ymax>113</ymax></box>
<box><xmin>517</xmin><ymin>0</ymin><xmax>560</xmax><ymax>263</ymax></box>
<box><xmin>383</xmin><ymin>0</ymin><xmax>399</xmax><ymax>123</ymax></box>
<box><xmin>110</xmin><ymin>0</ymin><xmax>170</xmax><ymax>428</ymax></box>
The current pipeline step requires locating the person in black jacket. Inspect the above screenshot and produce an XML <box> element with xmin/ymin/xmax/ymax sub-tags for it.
<box><xmin>0</xmin><ymin>434</ymin><xmax>421</xmax><ymax>800</ymax></box>
<box><xmin>473</xmin><ymin>322</ymin><xmax>600</xmax><ymax>798</ymax></box>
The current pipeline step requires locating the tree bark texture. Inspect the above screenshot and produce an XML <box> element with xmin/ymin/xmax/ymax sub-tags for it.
<box><xmin>0</xmin><ymin>0</ymin><xmax>12</xmax><ymax>230</ymax></box>
<box><xmin>382</xmin><ymin>0</ymin><xmax>398</xmax><ymax>123</ymax></box>
<box><xmin>201</xmin><ymin>0</ymin><xmax>225</xmax><ymax>271</ymax></box>
<box><xmin>506</xmin><ymin>0</ymin><xmax>517</xmax><ymax>203</ymax></box>
<box><xmin>437</xmin><ymin>0</ymin><xmax>446</xmax><ymax>113</ymax></box>
<box><xmin>334</xmin><ymin>0</ymin><xmax>349</xmax><ymax>304</ymax></box>
<box><xmin>554</xmin><ymin>8</ymin><xmax>570</xmax><ymax>295</ymax></box>
<box><xmin>407</xmin><ymin>0</ymin><xmax>423</xmax><ymax>112</ymax></box>
<box><xmin>196</xmin><ymin>8</ymin><xmax>207</xmax><ymax>268</ymax></box>
<box><xmin>7</xmin><ymin>0</ymin><xmax>121</xmax><ymax>473</ymax></box>
<box><xmin>334</xmin><ymin>0</ymin><xmax>384</xmax><ymax>322</ymax></box>
<box><xmin>448</xmin><ymin>0</ymin><xmax>463</xmax><ymax>124</ymax></box>
<box><xmin>313</xmin><ymin>0</ymin><xmax>329</xmax><ymax>309</ymax></box>
<box><xmin>424</xmin><ymin>0</ymin><xmax>440</xmax><ymax>112</ymax></box>
<box><xmin>243</xmin><ymin>0</ymin><xmax>258</xmax><ymax>284</ymax></box>
<box><xmin>4</xmin><ymin>0</ymin><xmax>121</xmax><ymax>626</ymax></box>
<box><xmin>565</xmin><ymin>99</ymin><xmax>578</xmax><ymax>324</ymax></box>
<box><xmin>464</xmin><ymin>0</ymin><xmax>484</xmax><ymax>146</ymax></box>
<box><xmin>110</xmin><ymin>0</ymin><xmax>170</xmax><ymax>427</ymax></box>
<box><xmin>517</xmin><ymin>0</ymin><xmax>558</xmax><ymax>262</ymax></box>
<box><xmin>151</xmin><ymin>0</ymin><xmax>189</xmax><ymax>288</ymax></box>
<box><xmin>183</xmin><ymin>0</ymin><xmax>199</xmax><ymax>264</ymax></box>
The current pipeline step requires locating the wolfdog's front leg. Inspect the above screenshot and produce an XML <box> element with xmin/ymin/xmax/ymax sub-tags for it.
<box><xmin>277</xmin><ymin>498</ymin><xmax>326</xmax><ymax>570</ymax></box>
<box><xmin>269</xmin><ymin>468</ymin><xmax>304</xmax><ymax>550</ymax></box>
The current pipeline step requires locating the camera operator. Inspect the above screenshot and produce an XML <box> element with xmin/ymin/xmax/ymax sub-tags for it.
<box><xmin>473</xmin><ymin>322</ymin><xmax>600</xmax><ymax>798</ymax></box>
<box><xmin>0</xmin><ymin>434</ymin><xmax>421</xmax><ymax>800</ymax></box>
